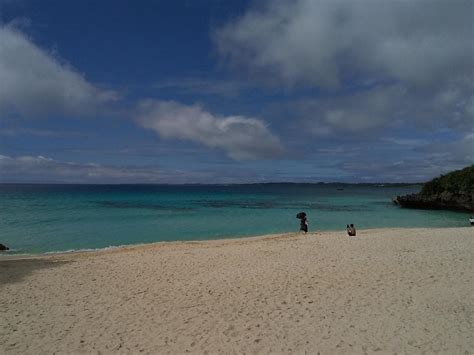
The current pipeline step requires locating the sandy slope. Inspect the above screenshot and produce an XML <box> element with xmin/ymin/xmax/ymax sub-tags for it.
<box><xmin>1</xmin><ymin>227</ymin><xmax>473</xmax><ymax>354</ymax></box>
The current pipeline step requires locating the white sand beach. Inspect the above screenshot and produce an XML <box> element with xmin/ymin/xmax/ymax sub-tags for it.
<box><xmin>1</xmin><ymin>227</ymin><xmax>473</xmax><ymax>354</ymax></box>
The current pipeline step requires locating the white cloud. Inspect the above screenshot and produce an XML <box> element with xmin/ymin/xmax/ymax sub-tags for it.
<box><xmin>0</xmin><ymin>127</ymin><xmax>87</xmax><ymax>137</ymax></box>
<box><xmin>287</xmin><ymin>85</ymin><xmax>405</xmax><ymax>135</ymax></box>
<box><xmin>0</xmin><ymin>155</ymin><xmax>164</xmax><ymax>183</ymax></box>
<box><xmin>0</xmin><ymin>154</ymin><xmax>270</xmax><ymax>184</ymax></box>
<box><xmin>0</xmin><ymin>25</ymin><xmax>118</xmax><ymax>118</ymax></box>
<box><xmin>215</xmin><ymin>0</ymin><xmax>474</xmax><ymax>136</ymax></box>
<box><xmin>284</xmin><ymin>80</ymin><xmax>473</xmax><ymax>135</ymax></box>
<box><xmin>380</xmin><ymin>137</ymin><xmax>428</xmax><ymax>148</ymax></box>
<box><xmin>337</xmin><ymin>133</ymin><xmax>474</xmax><ymax>182</ymax></box>
<box><xmin>215</xmin><ymin>0</ymin><xmax>473</xmax><ymax>89</ymax></box>
<box><xmin>135</xmin><ymin>100</ymin><xmax>284</xmax><ymax>160</ymax></box>
<box><xmin>421</xmin><ymin>134</ymin><xmax>474</xmax><ymax>165</ymax></box>
<box><xmin>0</xmin><ymin>155</ymin><xmax>162</xmax><ymax>183</ymax></box>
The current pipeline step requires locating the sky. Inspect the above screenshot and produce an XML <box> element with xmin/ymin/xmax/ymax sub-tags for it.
<box><xmin>0</xmin><ymin>0</ymin><xmax>473</xmax><ymax>184</ymax></box>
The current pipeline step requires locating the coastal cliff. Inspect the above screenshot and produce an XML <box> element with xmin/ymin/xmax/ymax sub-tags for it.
<box><xmin>394</xmin><ymin>165</ymin><xmax>474</xmax><ymax>212</ymax></box>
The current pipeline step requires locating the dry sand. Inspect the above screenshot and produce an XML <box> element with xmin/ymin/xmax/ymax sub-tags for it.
<box><xmin>1</xmin><ymin>227</ymin><xmax>473</xmax><ymax>354</ymax></box>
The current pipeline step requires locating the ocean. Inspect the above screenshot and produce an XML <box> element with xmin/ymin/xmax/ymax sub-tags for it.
<box><xmin>0</xmin><ymin>183</ymin><xmax>469</xmax><ymax>255</ymax></box>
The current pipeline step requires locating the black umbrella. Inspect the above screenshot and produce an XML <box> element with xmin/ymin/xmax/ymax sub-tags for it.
<box><xmin>296</xmin><ymin>212</ymin><xmax>306</xmax><ymax>219</ymax></box>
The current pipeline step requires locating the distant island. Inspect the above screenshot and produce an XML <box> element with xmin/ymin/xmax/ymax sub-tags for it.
<box><xmin>394</xmin><ymin>165</ymin><xmax>474</xmax><ymax>212</ymax></box>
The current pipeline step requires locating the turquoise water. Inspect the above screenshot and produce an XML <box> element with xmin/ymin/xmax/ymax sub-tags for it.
<box><xmin>0</xmin><ymin>184</ymin><xmax>469</xmax><ymax>254</ymax></box>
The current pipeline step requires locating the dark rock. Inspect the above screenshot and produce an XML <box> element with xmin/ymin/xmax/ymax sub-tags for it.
<box><xmin>0</xmin><ymin>243</ymin><xmax>9</xmax><ymax>251</ymax></box>
<box><xmin>395</xmin><ymin>192</ymin><xmax>474</xmax><ymax>212</ymax></box>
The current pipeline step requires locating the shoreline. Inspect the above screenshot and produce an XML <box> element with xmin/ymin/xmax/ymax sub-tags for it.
<box><xmin>0</xmin><ymin>231</ymin><xmax>298</xmax><ymax>260</ymax></box>
<box><xmin>1</xmin><ymin>226</ymin><xmax>473</xmax><ymax>353</ymax></box>
<box><xmin>1</xmin><ymin>225</ymin><xmax>471</xmax><ymax>260</ymax></box>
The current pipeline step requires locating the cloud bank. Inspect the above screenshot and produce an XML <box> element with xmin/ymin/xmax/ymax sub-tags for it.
<box><xmin>215</xmin><ymin>0</ymin><xmax>474</xmax><ymax>135</ymax></box>
<box><xmin>0</xmin><ymin>154</ymin><xmax>202</xmax><ymax>184</ymax></box>
<box><xmin>0</xmin><ymin>154</ymin><xmax>267</xmax><ymax>184</ymax></box>
<box><xmin>299</xmin><ymin>133</ymin><xmax>474</xmax><ymax>182</ymax></box>
<box><xmin>0</xmin><ymin>155</ymin><xmax>164</xmax><ymax>183</ymax></box>
<box><xmin>289</xmin><ymin>84</ymin><xmax>474</xmax><ymax>135</ymax></box>
<box><xmin>135</xmin><ymin>100</ymin><xmax>284</xmax><ymax>160</ymax></box>
<box><xmin>215</xmin><ymin>0</ymin><xmax>473</xmax><ymax>89</ymax></box>
<box><xmin>0</xmin><ymin>25</ymin><xmax>117</xmax><ymax>118</ymax></box>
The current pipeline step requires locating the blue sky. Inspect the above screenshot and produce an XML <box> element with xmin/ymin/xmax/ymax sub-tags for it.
<box><xmin>0</xmin><ymin>0</ymin><xmax>473</xmax><ymax>183</ymax></box>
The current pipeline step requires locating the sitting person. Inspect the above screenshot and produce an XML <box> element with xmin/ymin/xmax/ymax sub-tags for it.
<box><xmin>347</xmin><ymin>224</ymin><xmax>356</xmax><ymax>236</ymax></box>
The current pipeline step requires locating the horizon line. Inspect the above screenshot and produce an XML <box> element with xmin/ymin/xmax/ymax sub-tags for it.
<box><xmin>0</xmin><ymin>181</ymin><xmax>424</xmax><ymax>186</ymax></box>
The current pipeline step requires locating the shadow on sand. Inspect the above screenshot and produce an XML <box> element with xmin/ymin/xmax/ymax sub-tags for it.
<box><xmin>0</xmin><ymin>258</ymin><xmax>71</xmax><ymax>286</ymax></box>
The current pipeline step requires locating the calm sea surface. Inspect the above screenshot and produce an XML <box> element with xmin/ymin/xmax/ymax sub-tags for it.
<box><xmin>0</xmin><ymin>184</ymin><xmax>469</xmax><ymax>254</ymax></box>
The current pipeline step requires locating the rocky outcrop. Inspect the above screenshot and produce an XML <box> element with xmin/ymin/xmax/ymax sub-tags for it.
<box><xmin>0</xmin><ymin>243</ymin><xmax>9</xmax><ymax>251</ymax></box>
<box><xmin>394</xmin><ymin>191</ymin><xmax>474</xmax><ymax>212</ymax></box>
<box><xmin>394</xmin><ymin>165</ymin><xmax>474</xmax><ymax>212</ymax></box>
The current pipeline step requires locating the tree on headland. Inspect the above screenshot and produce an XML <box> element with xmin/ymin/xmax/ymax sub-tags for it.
<box><xmin>421</xmin><ymin>165</ymin><xmax>474</xmax><ymax>196</ymax></box>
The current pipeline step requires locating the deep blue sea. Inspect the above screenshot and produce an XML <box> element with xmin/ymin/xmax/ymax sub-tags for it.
<box><xmin>0</xmin><ymin>184</ymin><xmax>469</xmax><ymax>255</ymax></box>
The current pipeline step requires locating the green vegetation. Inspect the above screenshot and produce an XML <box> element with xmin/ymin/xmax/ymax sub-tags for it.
<box><xmin>421</xmin><ymin>165</ymin><xmax>474</xmax><ymax>196</ymax></box>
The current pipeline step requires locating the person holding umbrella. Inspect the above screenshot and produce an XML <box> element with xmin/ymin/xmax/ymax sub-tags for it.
<box><xmin>296</xmin><ymin>212</ymin><xmax>308</xmax><ymax>233</ymax></box>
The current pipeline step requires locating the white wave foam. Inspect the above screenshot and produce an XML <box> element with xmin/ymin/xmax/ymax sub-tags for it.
<box><xmin>0</xmin><ymin>244</ymin><xmax>136</xmax><ymax>259</ymax></box>
<box><xmin>43</xmin><ymin>245</ymin><xmax>128</xmax><ymax>255</ymax></box>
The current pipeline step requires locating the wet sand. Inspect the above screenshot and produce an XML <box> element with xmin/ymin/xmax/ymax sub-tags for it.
<box><xmin>1</xmin><ymin>227</ymin><xmax>473</xmax><ymax>353</ymax></box>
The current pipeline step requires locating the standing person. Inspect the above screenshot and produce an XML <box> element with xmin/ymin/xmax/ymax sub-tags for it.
<box><xmin>300</xmin><ymin>216</ymin><xmax>308</xmax><ymax>233</ymax></box>
<box><xmin>296</xmin><ymin>212</ymin><xmax>308</xmax><ymax>233</ymax></box>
